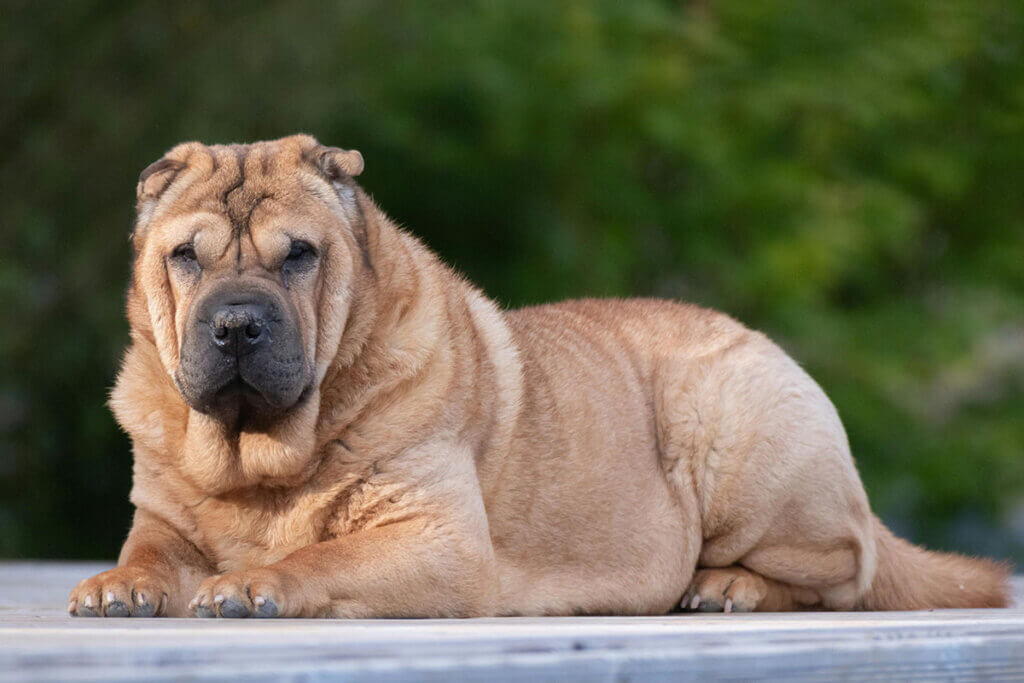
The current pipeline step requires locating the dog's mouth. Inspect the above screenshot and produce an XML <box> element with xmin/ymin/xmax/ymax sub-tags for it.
<box><xmin>184</xmin><ymin>370</ymin><xmax>312</xmax><ymax>429</ymax></box>
<box><xmin>212</xmin><ymin>375</ymin><xmax>267</xmax><ymax>406</ymax></box>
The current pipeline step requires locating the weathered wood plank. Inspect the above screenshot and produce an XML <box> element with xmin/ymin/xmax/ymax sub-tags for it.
<box><xmin>2</xmin><ymin>562</ymin><xmax>1023</xmax><ymax>681</ymax></box>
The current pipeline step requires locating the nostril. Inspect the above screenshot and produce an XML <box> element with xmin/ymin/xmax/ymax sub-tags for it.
<box><xmin>213</xmin><ymin>325</ymin><xmax>229</xmax><ymax>341</ymax></box>
<box><xmin>244</xmin><ymin>321</ymin><xmax>264</xmax><ymax>342</ymax></box>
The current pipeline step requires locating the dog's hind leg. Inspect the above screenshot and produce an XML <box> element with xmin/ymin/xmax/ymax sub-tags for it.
<box><xmin>656</xmin><ymin>334</ymin><xmax>877</xmax><ymax>612</ymax></box>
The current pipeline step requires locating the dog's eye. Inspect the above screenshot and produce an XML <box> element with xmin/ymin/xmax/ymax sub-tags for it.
<box><xmin>281</xmin><ymin>240</ymin><xmax>317</xmax><ymax>285</ymax></box>
<box><xmin>171</xmin><ymin>244</ymin><xmax>197</xmax><ymax>262</ymax></box>
<box><xmin>286</xmin><ymin>241</ymin><xmax>315</xmax><ymax>262</ymax></box>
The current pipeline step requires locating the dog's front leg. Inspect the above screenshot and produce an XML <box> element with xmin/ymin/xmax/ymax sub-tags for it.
<box><xmin>190</xmin><ymin>442</ymin><xmax>499</xmax><ymax>619</ymax></box>
<box><xmin>69</xmin><ymin>509</ymin><xmax>215</xmax><ymax>617</ymax></box>
<box><xmin>190</xmin><ymin>514</ymin><xmax>498</xmax><ymax>618</ymax></box>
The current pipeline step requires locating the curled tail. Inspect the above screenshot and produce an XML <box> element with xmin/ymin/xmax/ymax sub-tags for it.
<box><xmin>858</xmin><ymin>516</ymin><xmax>1012</xmax><ymax>610</ymax></box>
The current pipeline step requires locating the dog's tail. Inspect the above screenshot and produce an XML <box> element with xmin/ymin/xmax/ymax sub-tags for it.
<box><xmin>858</xmin><ymin>516</ymin><xmax>1011</xmax><ymax>610</ymax></box>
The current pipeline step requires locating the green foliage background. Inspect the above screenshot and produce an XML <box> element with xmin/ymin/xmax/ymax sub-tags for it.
<box><xmin>1</xmin><ymin>1</ymin><xmax>1022</xmax><ymax>561</ymax></box>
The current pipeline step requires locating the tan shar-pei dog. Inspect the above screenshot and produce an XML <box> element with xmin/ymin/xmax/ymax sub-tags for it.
<box><xmin>69</xmin><ymin>135</ymin><xmax>1009</xmax><ymax>619</ymax></box>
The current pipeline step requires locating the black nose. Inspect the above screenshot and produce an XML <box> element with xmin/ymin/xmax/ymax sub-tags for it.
<box><xmin>210</xmin><ymin>303</ymin><xmax>268</xmax><ymax>354</ymax></box>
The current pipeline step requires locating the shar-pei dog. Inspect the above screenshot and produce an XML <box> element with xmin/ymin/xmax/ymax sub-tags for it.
<box><xmin>70</xmin><ymin>135</ymin><xmax>1008</xmax><ymax>618</ymax></box>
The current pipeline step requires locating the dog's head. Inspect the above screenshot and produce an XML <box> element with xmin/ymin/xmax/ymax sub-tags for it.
<box><xmin>128</xmin><ymin>135</ymin><xmax>368</xmax><ymax>427</ymax></box>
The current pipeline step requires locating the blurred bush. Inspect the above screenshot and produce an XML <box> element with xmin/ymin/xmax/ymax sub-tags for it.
<box><xmin>1</xmin><ymin>0</ymin><xmax>1022</xmax><ymax>560</ymax></box>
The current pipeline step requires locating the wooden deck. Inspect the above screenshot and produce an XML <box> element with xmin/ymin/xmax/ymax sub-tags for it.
<box><xmin>2</xmin><ymin>562</ymin><xmax>1023</xmax><ymax>681</ymax></box>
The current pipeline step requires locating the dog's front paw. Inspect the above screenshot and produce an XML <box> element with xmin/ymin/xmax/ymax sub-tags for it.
<box><xmin>69</xmin><ymin>566</ymin><xmax>170</xmax><ymax>617</ymax></box>
<box><xmin>190</xmin><ymin>567</ymin><xmax>299</xmax><ymax>618</ymax></box>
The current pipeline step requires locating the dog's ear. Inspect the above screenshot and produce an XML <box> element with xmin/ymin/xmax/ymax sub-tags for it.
<box><xmin>315</xmin><ymin>146</ymin><xmax>365</xmax><ymax>179</ymax></box>
<box><xmin>133</xmin><ymin>155</ymin><xmax>188</xmax><ymax>242</ymax></box>
<box><xmin>137</xmin><ymin>157</ymin><xmax>187</xmax><ymax>202</ymax></box>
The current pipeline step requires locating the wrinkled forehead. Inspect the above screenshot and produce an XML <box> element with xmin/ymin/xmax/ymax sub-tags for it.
<box><xmin>152</xmin><ymin>140</ymin><xmax>336</xmax><ymax>232</ymax></box>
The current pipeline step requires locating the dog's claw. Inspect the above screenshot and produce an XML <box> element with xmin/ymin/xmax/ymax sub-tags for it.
<box><xmin>194</xmin><ymin>603</ymin><xmax>216</xmax><ymax>618</ymax></box>
<box><xmin>76</xmin><ymin>595</ymin><xmax>100</xmax><ymax>617</ymax></box>
<box><xmin>133</xmin><ymin>596</ymin><xmax>157</xmax><ymax>618</ymax></box>
<box><xmin>253</xmin><ymin>597</ymin><xmax>278</xmax><ymax>618</ymax></box>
